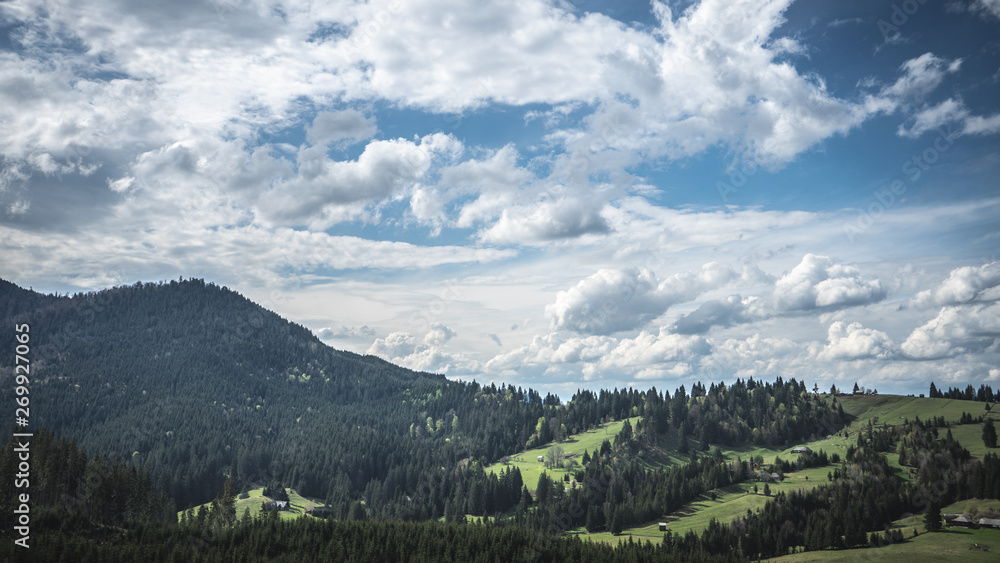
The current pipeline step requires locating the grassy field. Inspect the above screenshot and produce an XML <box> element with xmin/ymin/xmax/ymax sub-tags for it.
<box><xmin>483</xmin><ymin>416</ymin><xmax>640</xmax><ymax>493</ymax></box>
<box><xmin>582</xmin><ymin>394</ymin><xmax>1000</xmax><ymax>545</ymax></box>
<box><xmin>177</xmin><ymin>486</ymin><xmax>327</xmax><ymax>522</ymax></box>
<box><xmin>764</xmin><ymin>528</ymin><xmax>1000</xmax><ymax>562</ymax></box>
<box><xmin>836</xmin><ymin>395</ymin><xmax>995</xmax><ymax>431</ymax></box>
<box><xmin>767</xmin><ymin>505</ymin><xmax>1000</xmax><ymax>563</ymax></box>
<box><xmin>582</xmin><ymin>466</ymin><xmax>834</xmax><ymax>545</ymax></box>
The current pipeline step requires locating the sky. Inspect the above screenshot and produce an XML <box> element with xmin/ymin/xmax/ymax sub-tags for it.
<box><xmin>1</xmin><ymin>0</ymin><xmax>999</xmax><ymax>399</ymax></box>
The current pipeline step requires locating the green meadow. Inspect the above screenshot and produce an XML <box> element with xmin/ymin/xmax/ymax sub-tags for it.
<box><xmin>178</xmin><ymin>486</ymin><xmax>327</xmax><ymax>522</ymax></box>
<box><xmin>578</xmin><ymin>394</ymin><xmax>999</xmax><ymax>545</ymax></box>
<box><xmin>483</xmin><ymin>416</ymin><xmax>640</xmax><ymax>493</ymax></box>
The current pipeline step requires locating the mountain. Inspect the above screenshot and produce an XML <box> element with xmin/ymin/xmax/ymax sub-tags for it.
<box><xmin>0</xmin><ymin>278</ymin><xmax>447</xmax><ymax>507</ymax></box>
<box><xmin>0</xmin><ymin>278</ymin><xmax>643</xmax><ymax>513</ymax></box>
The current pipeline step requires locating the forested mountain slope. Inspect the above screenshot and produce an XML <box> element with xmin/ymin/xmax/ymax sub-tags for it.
<box><xmin>0</xmin><ymin>278</ymin><xmax>644</xmax><ymax>512</ymax></box>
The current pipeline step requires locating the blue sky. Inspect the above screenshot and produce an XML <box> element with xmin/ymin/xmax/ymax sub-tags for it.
<box><xmin>1</xmin><ymin>0</ymin><xmax>999</xmax><ymax>398</ymax></box>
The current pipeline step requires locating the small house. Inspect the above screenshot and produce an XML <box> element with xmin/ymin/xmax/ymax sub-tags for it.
<box><xmin>791</xmin><ymin>446</ymin><xmax>812</xmax><ymax>454</ymax></box>
<box><xmin>979</xmin><ymin>518</ymin><xmax>1000</xmax><ymax>529</ymax></box>
<box><xmin>263</xmin><ymin>500</ymin><xmax>290</xmax><ymax>511</ymax></box>
<box><xmin>949</xmin><ymin>516</ymin><xmax>975</xmax><ymax>528</ymax></box>
<box><xmin>658</xmin><ymin>523</ymin><xmax>667</xmax><ymax>532</ymax></box>
<box><xmin>537</xmin><ymin>455</ymin><xmax>544</xmax><ymax>462</ymax></box>
<box><xmin>943</xmin><ymin>513</ymin><xmax>962</xmax><ymax>522</ymax></box>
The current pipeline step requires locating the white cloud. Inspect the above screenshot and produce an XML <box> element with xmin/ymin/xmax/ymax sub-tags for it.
<box><xmin>482</xmin><ymin>329</ymin><xmax>707</xmax><ymax>382</ymax></box>
<box><xmin>366</xmin><ymin>330</ymin><xmax>418</xmax><ymax>359</ymax></box>
<box><xmin>818</xmin><ymin>321</ymin><xmax>896</xmax><ymax>361</ymax></box>
<box><xmin>901</xmin><ymin>302</ymin><xmax>1000</xmax><ymax>360</ymax></box>
<box><xmin>701</xmin><ymin>333</ymin><xmax>801</xmax><ymax>380</ymax></box>
<box><xmin>423</xmin><ymin>322</ymin><xmax>457</xmax><ymax>346</ymax></box>
<box><xmin>477</xmin><ymin>196</ymin><xmax>611</xmax><ymax>245</ymax></box>
<box><xmin>256</xmin><ymin>133</ymin><xmax>462</xmax><ymax>228</ymax></box>
<box><xmin>545</xmin><ymin>262</ymin><xmax>736</xmax><ymax>335</ymax></box>
<box><xmin>971</xmin><ymin>0</ymin><xmax>1000</xmax><ymax>20</ymax></box>
<box><xmin>316</xmin><ymin>325</ymin><xmax>377</xmax><ymax>341</ymax></box>
<box><xmin>772</xmin><ymin>254</ymin><xmax>886</xmax><ymax>312</ymax></box>
<box><xmin>306</xmin><ymin>110</ymin><xmax>377</xmax><ymax>146</ymax></box>
<box><xmin>602</xmin><ymin>330</ymin><xmax>710</xmax><ymax>368</ymax></box>
<box><xmin>365</xmin><ymin>328</ymin><xmax>481</xmax><ymax>374</ymax></box>
<box><xmin>899</xmin><ymin>98</ymin><xmax>1000</xmax><ymax>139</ymax></box>
<box><xmin>911</xmin><ymin>261</ymin><xmax>1000</xmax><ymax>308</ymax></box>
<box><xmin>670</xmin><ymin>295</ymin><xmax>754</xmax><ymax>334</ymax></box>
<box><xmin>881</xmin><ymin>53</ymin><xmax>961</xmax><ymax>101</ymax></box>
<box><xmin>665</xmin><ymin>254</ymin><xmax>887</xmax><ymax>334</ymax></box>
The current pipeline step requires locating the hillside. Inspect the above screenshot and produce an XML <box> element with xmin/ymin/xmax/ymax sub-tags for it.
<box><xmin>588</xmin><ymin>393</ymin><xmax>1000</xmax><ymax>556</ymax></box>
<box><xmin>0</xmin><ymin>278</ymin><xmax>454</xmax><ymax>508</ymax></box>
<box><xmin>0</xmin><ymin>278</ymin><xmax>650</xmax><ymax>516</ymax></box>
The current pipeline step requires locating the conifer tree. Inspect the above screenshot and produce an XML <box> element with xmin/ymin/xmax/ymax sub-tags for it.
<box><xmin>983</xmin><ymin>419</ymin><xmax>997</xmax><ymax>448</ymax></box>
<box><xmin>924</xmin><ymin>501</ymin><xmax>942</xmax><ymax>532</ymax></box>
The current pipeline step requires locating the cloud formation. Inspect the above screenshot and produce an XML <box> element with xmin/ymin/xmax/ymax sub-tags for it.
<box><xmin>818</xmin><ymin>321</ymin><xmax>896</xmax><ymax>361</ymax></box>
<box><xmin>911</xmin><ymin>261</ymin><xmax>1000</xmax><ymax>307</ymax></box>
<box><xmin>902</xmin><ymin>302</ymin><xmax>1000</xmax><ymax>360</ymax></box>
<box><xmin>545</xmin><ymin>262</ymin><xmax>736</xmax><ymax>335</ymax></box>
<box><xmin>771</xmin><ymin>254</ymin><xmax>887</xmax><ymax>312</ymax></box>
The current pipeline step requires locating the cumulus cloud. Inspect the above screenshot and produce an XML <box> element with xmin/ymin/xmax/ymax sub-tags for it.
<box><xmin>602</xmin><ymin>330</ymin><xmax>710</xmax><ymax>368</ymax></box>
<box><xmin>423</xmin><ymin>322</ymin><xmax>457</xmax><ymax>346</ymax></box>
<box><xmin>478</xmin><ymin>197</ymin><xmax>611</xmax><ymax>245</ymax></box>
<box><xmin>665</xmin><ymin>255</ymin><xmax>886</xmax><ymax>335</ymax></box>
<box><xmin>366</xmin><ymin>328</ymin><xmax>479</xmax><ymax>374</ymax></box>
<box><xmin>366</xmin><ymin>331</ymin><xmax>418</xmax><ymax>359</ymax></box>
<box><xmin>772</xmin><ymin>254</ymin><xmax>886</xmax><ymax>312</ymax></box>
<box><xmin>911</xmin><ymin>261</ymin><xmax>1000</xmax><ymax>307</ymax></box>
<box><xmin>818</xmin><ymin>321</ymin><xmax>896</xmax><ymax>361</ymax></box>
<box><xmin>257</xmin><ymin>133</ymin><xmax>462</xmax><ymax>228</ymax></box>
<box><xmin>545</xmin><ymin>262</ymin><xmax>736</xmax><ymax>335</ymax></box>
<box><xmin>901</xmin><ymin>302</ymin><xmax>1000</xmax><ymax>360</ymax></box>
<box><xmin>670</xmin><ymin>295</ymin><xmax>754</xmax><ymax>334</ymax></box>
<box><xmin>483</xmin><ymin>329</ymin><xmax>707</xmax><ymax>381</ymax></box>
<box><xmin>701</xmin><ymin>333</ymin><xmax>801</xmax><ymax>380</ymax></box>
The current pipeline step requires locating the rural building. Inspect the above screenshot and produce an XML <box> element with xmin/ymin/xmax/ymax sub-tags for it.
<box><xmin>791</xmin><ymin>446</ymin><xmax>812</xmax><ymax>454</ymax></box>
<box><xmin>658</xmin><ymin>523</ymin><xmax>667</xmax><ymax>532</ymax></box>
<box><xmin>943</xmin><ymin>513</ymin><xmax>963</xmax><ymax>521</ymax></box>
<box><xmin>307</xmin><ymin>506</ymin><xmax>333</xmax><ymax>517</ymax></box>
<box><xmin>264</xmin><ymin>500</ymin><xmax>290</xmax><ymax>511</ymax></box>
<box><xmin>538</xmin><ymin>455</ymin><xmax>544</xmax><ymax>462</ymax></box>
<box><xmin>949</xmin><ymin>516</ymin><xmax>975</xmax><ymax>528</ymax></box>
<box><xmin>980</xmin><ymin>518</ymin><xmax>1000</xmax><ymax>529</ymax></box>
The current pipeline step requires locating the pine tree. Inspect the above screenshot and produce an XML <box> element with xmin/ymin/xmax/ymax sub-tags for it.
<box><xmin>535</xmin><ymin>473</ymin><xmax>550</xmax><ymax>505</ymax></box>
<box><xmin>610</xmin><ymin>508</ymin><xmax>622</xmax><ymax>536</ymax></box>
<box><xmin>924</xmin><ymin>501</ymin><xmax>942</xmax><ymax>532</ymax></box>
<box><xmin>348</xmin><ymin>500</ymin><xmax>367</xmax><ymax>521</ymax></box>
<box><xmin>983</xmin><ymin>419</ymin><xmax>998</xmax><ymax>448</ymax></box>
